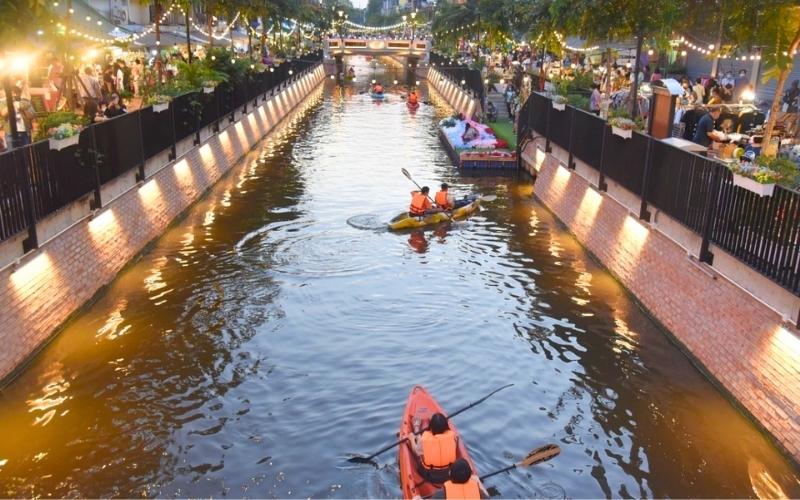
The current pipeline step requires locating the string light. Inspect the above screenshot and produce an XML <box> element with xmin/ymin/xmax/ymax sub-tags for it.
<box><xmin>191</xmin><ymin>10</ymin><xmax>239</xmax><ymax>40</ymax></box>
<box><xmin>554</xmin><ymin>32</ymin><xmax>598</xmax><ymax>53</ymax></box>
<box><xmin>674</xmin><ymin>35</ymin><xmax>772</xmax><ymax>61</ymax></box>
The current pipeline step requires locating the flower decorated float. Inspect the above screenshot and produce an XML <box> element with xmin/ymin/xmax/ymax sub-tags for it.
<box><xmin>438</xmin><ymin>114</ymin><xmax>516</xmax><ymax>169</ymax></box>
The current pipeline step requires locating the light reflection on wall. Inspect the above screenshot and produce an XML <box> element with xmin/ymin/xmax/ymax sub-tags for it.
<box><xmin>577</xmin><ymin>187</ymin><xmax>603</xmax><ymax>228</ymax></box>
<box><xmin>87</xmin><ymin>209</ymin><xmax>120</xmax><ymax>247</ymax></box>
<box><xmin>616</xmin><ymin>215</ymin><xmax>649</xmax><ymax>261</ymax></box>
<box><xmin>10</xmin><ymin>253</ymin><xmax>54</xmax><ymax>296</ymax></box>
<box><xmin>199</xmin><ymin>143</ymin><xmax>214</xmax><ymax>164</ymax></box>
<box><xmin>757</xmin><ymin>326</ymin><xmax>800</xmax><ymax>395</ymax></box>
<box><xmin>551</xmin><ymin>163</ymin><xmax>571</xmax><ymax>195</ymax></box>
<box><xmin>138</xmin><ymin>177</ymin><xmax>161</xmax><ymax>205</ymax></box>
<box><xmin>173</xmin><ymin>159</ymin><xmax>195</xmax><ymax>188</ymax></box>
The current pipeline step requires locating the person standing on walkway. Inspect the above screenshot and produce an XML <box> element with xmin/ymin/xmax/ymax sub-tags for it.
<box><xmin>504</xmin><ymin>84</ymin><xmax>516</xmax><ymax>119</ymax></box>
<box><xmin>692</xmin><ymin>78</ymin><xmax>705</xmax><ymax>104</ymax></box>
<box><xmin>131</xmin><ymin>59</ymin><xmax>143</xmax><ymax>96</ymax></box>
<box><xmin>590</xmin><ymin>83</ymin><xmax>602</xmax><ymax>116</ymax></box>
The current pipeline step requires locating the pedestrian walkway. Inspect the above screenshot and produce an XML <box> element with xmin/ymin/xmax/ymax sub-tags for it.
<box><xmin>486</xmin><ymin>89</ymin><xmax>512</xmax><ymax>122</ymax></box>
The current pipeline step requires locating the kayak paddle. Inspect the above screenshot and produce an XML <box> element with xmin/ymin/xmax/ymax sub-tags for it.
<box><xmin>347</xmin><ymin>383</ymin><xmax>514</xmax><ymax>464</ymax></box>
<box><xmin>479</xmin><ymin>444</ymin><xmax>561</xmax><ymax>481</ymax></box>
<box><xmin>401</xmin><ymin>168</ymin><xmax>436</xmax><ymax>204</ymax></box>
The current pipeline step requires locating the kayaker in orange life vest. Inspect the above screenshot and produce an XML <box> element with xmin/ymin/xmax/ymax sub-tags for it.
<box><xmin>410</xmin><ymin>413</ymin><xmax>458</xmax><ymax>469</ymax></box>
<box><xmin>435</xmin><ymin>183</ymin><xmax>454</xmax><ymax>211</ymax></box>
<box><xmin>427</xmin><ymin>459</ymin><xmax>487</xmax><ymax>499</ymax></box>
<box><xmin>373</xmin><ymin>82</ymin><xmax>385</xmax><ymax>94</ymax></box>
<box><xmin>408</xmin><ymin>90</ymin><xmax>419</xmax><ymax>104</ymax></box>
<box><xmin>409</xmin><ymin>186</ymin><xmax>437</xmax><ymax>216</ymax></box>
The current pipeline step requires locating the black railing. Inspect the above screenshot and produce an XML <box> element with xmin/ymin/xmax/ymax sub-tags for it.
<box><xmin>429</xmin><ymin>52</ymin><xmax>485</xmax><ymax>108</ymax></box>
<box><xmin>520</xmin><ymin>91</ymin><xmax>800</xmax><ymax>297</ymax></box>
<box><xmin>0</xmin><ymin>51</ymin><xmax>323</xmax><ymax>250</ymax></box>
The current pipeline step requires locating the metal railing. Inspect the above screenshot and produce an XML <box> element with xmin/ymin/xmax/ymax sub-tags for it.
<box><xmin>429</xmin><ymin>52</ymin><xmax>485</xmax><ymax>107</ymax></box>
<box><xmin>0</xmin><ymin>51</ymin><xmax>323</xmax><ymax>251</ymax></box>
<box><xmin>518</xmin><ymin>91</ymin><xmax>800</xmax><ymax>297</ymax></box>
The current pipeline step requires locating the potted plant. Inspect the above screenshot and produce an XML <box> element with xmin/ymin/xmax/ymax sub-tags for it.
<box><xmin>729</xmin><ymin>156</ymin><xmax>798</xmax><ymax>197</ymax></box>
<box><xmin>551</xmin><ymin>80</ymin><xmax>569</xmax><ymax>111</ymax></box>
<box><xmin>552</xmin><ymin>94</ymin><xmax>568</xmax><ymax>111</ymax></box>
<box><xmin>609</xmin><ymin>116</ymin><xmax>635</xmax><ymax>139</ymax></box>
<box><xmin>35</xmin><ymin>111</ymin><xmax>84</xmax><ymax>150</ymax></box>
<box><xmin>147</xmin><ymin>94</ymin><xmax>172</xmax><ymax>113</ymax></box>
<box><xmin>48</xmin><ymin>122</ymin><xmax>82</xmax><ymax>150</ymax></box>
<box><xmin>202</xmin><ymin>80</ymin><xmax>218</xmax><ymax>93</ymax></box>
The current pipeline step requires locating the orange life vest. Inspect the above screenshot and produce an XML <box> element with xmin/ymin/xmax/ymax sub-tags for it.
<box><xmin>374</xmin><ymin>85</ymin><xmax>384</xmax><ymax>93</ymax></box>
<box><xmin>421</xmin><ymin>430</ymin><xmax>457</xmax><ymax>468</ymax></box>
<box><xmin>409</xmin><ymin>92</ymin><xmax>418</xmax><ymax>104</ymax></box>
<box><xmin>410</xmin><ymin>192</ymin><xmax>431</xmax><ymax>216</ymax></box>
<box><xmin>435</xmin><ymin>190</ymin><xmax>452</xmax><ymax>209</ymax></box>
<box><xmin>444</xmin><ymin>478</ymin><xmax>481</xmax><ymax>499</ymax></box>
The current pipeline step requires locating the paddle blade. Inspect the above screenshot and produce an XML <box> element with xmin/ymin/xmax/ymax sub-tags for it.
<box><xmin>520</xmin><ymin>444</ymin><xmax>561</xmax><ymax>467</ymax></box>
<box><xmin>479</xmin><ymin>194</ymin><xmax>498</xmax><ymax>202</ymax></box>
<box><xmin>347</xmin><ymin>455</ymin><xmax>378</xmax><ymax>465</ymax></box>
<box><xmin>401</xmin><ymin>168</ymin><xmax>412</xmax><ymax>180</ymax></box>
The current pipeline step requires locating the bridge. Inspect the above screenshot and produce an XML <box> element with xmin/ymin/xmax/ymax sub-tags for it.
<box><xmin>324</xmin><ymin>37</ymin><xmax>430</xmax><ymax>59</ymax></box>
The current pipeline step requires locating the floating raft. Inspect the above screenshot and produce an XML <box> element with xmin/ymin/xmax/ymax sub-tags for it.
<box><xmin>438</xmin><ymin>128</ymin><xmax>517</xmax><ymax>170</ymax></box>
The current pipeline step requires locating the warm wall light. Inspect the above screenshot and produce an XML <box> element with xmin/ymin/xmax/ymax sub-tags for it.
<box><xmin>551</xmin><ymin>163</ymin><xmax>571</xmax><ymax>193</ymax></box>
<box><xmin>578</xmin><ymin>186</ymin><xmax>603</xmax><ymax>227</ymax></box>
<box><xmin>138</xmin><ymin>177</ymin><xmax>161</xmax><ymax>203</ymax></box>
<box><xmin>617</xmin><ymin>214</ymin><xmax>649</xmax><ymax>259</ymax></box>
<box><xmin>88</xmin><ymin>207</ymin><xmax>117</xmax><ymax>236</ymax></box>
<box><xmin>10</xmin><ymin>252</ymin><xmax>53</xmax><ymax>292</ymax></box>
<box><xmin>173</xmin><ymin>159</ymin><xmax>194</xmax><ymax>185</ymax></box>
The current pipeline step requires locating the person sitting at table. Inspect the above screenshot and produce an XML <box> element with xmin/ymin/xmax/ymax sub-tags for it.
<box><xmin>692</xmin><ymin>106</ymin><xmax>725</xmax><ymax>148</ymax></box>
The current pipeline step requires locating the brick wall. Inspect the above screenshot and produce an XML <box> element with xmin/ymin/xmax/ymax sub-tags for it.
<box><xmin>0</xmin><ymin>65</ymin><xmax>326</xmax><ymax>384</ymax></box>
<box><xmin>525</xmin><ymin>145</ymin><xmax>800</xmax><ymax>464</ymax></box>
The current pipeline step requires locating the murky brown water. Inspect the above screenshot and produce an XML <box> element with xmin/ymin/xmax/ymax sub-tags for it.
<box><xmin>0</xmin><ymin>57</ymin><xmax>798</xmax><ymax>498</ymax></box>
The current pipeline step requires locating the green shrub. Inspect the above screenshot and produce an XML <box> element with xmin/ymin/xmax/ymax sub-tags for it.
<box><xmin>173</xmin><ymin>60</ymin><xmax>229</xmax><ymax>92</ymax></box>
<box><xmin>35</xmin><ymin>111</ymin><xmax>84</xmax><ymax>141</ymax></box>
<box><xmin>568</xmin><ymin>94</ymin><xmax>589</xmax><ymax>110</ymax></box>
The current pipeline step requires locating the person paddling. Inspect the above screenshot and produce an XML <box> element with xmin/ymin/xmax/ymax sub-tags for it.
<box><xmin>409</xmin><ymin>413</ymin><xmax>459</xmax><ymax>475</ymax></box>
<box><xmin>408</xmin><ymin>90</ymin><xmax>419</xmax><ymax>105</ymax></box>
<box><xmin>409</xmin><ymin>186</ymin><xmax>436</xmax><ymax>217</ymax></box>
<box><xmin>435</xmin><ymin>183</ymin><xmax>454</xmax><ymax>211</ymax></box>
<box><xmin>373</xmin><ymin>82</ymin><xmax>385</xmax><ymax>94</ymax></box>
<box><xmin>435</xmin><ymin>459</ymin><xmax>488</xmax><ymax>499</ymax></box>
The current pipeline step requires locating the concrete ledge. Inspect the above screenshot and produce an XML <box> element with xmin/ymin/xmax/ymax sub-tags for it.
<box><xmin>521</xmin><ymin>137</ymin><xmax>800</xmax><ymax>464</ymax></box>
<box><xmin>0</xmin><ymin>65</ymin><xmax>326</xmax><ymax>385</ymax></box>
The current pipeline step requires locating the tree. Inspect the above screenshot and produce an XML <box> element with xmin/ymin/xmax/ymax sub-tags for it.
<box><xmin>724</xmin><ymin>1</ymin><xmax>800</xmax><ymax>157</ymax></box>
<box><xmin>549</xmin><ymin>0</ymin><xmax>685</xmax><ymax>117</ymax></box>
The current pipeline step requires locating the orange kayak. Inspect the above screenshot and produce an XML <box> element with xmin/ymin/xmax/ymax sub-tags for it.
<box><xmin>398</xmin><ymin>386</ymin><xmax>481</xmax><ymax>499</ymax></box>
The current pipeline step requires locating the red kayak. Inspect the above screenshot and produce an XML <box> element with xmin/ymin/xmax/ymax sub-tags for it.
<box><xmin>407</xmin><ymin>100</ymin><xmax>420</xmax><ymax>111</ymax></box>
<box><xmin>398</xmin><ymin>386</ymin><xmax>481</xmax><ymax>499</ymax></box>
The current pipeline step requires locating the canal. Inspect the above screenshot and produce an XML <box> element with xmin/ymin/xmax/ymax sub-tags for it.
<box><xmin>0</xmin><ymin>58</ymin><xmax>798</xmax><ymax>498</ymax></box>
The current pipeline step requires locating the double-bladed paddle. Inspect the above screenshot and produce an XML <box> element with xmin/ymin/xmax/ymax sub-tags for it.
<box><xmin>479</xmin><ymin>444</ymin><xmax>561</xmax><ymax>481</ymax></box>
<box><xmin>347</xmin><ymin>383</ymin><xmax>514</xmax><ymax>464</ymax></box>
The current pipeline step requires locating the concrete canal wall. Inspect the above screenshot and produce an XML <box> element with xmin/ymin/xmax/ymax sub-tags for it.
<box><xmin>427</xmin><ymin>67</ymin><xmax>481</xmax><ymax>119</ymax></box>
<box><xmin>0</xmin><ymin>65</ymin><xmax>327</xmax><ymax>385</ymax></box>
<box><xmin>521</xmin><ymin>138</ymin><xmax>800</xmax><ymax>464</ymax></box>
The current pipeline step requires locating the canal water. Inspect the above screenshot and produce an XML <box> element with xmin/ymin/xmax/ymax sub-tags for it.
<box><xmin>0</xmin><ymin>58</ymin><xmax>798</xmax><ymax>498</ymax></box>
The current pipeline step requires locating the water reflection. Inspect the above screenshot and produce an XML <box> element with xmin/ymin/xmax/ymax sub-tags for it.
<box><xmin>0</xmin><ymin>57</ymin><xmax>797</xmax><ymax>498</ymax></box>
